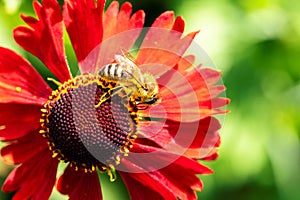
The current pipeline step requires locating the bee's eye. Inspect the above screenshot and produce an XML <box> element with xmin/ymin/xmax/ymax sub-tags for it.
<box><xmin>136</xmin><ymin>97</ymin><xmax>142</xmax><ymax>101</ymax></box>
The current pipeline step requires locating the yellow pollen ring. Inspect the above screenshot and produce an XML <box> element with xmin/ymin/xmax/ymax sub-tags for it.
<box><xmin>40</xmin><ymin>74</ymin><xmax>140</xmax><ymax>177</ymax></box>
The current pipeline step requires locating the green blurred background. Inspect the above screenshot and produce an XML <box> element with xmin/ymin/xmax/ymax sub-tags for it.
<box><xmin>1</xmin><ymin>0</ymin><xmax>299</xmax><ymax>199</ymax></box>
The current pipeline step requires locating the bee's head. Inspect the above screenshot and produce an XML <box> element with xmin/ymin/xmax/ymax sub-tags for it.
<box><xmin>136</xmin><ymin>74</ymin><xmax>159</xmax><ymax>105</ymax></box>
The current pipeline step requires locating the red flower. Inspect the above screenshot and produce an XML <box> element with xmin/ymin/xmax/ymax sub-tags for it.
<box><xmin>0</xmin><ymin>0</ymin><xmax>229</xmax><ymax>199</ymax></box>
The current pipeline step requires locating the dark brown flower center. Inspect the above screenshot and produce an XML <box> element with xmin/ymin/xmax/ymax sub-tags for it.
<box><xmin>40</xmin><ymin>74</ymin><xmax>138</xmax><ymax>173</ymax></box>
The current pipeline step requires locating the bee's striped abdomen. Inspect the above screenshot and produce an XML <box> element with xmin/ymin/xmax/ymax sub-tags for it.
<box><xmin>98</xmin><ymin>63</ymin><xmax>129</xmax><ymax>81</ymax></box>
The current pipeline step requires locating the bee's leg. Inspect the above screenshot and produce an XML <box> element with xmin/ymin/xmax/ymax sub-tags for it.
<box><xmin>95</xmin><ymin>92</ymin><xmax>111</xmax><ymax>108</ymax></box>
<box><xmin>95</xmin><ymin>86</ymin><xmax>123</xmax><ymax>108</ymax></box>
<box><xmin>123</xmin><ymin>90</ymin><xmax>133</xmax><ymax>99</ymax></box>
<box><xmin>136</xmin><ymin>104</ymin><xmax>149</xmax><ymax>110</ymax></box>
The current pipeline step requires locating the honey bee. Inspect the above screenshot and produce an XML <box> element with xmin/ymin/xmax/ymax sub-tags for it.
<box><xmin>96</xmin><ymin>51</ymin><xmax>159</xmax><ymax>108</ymax></box>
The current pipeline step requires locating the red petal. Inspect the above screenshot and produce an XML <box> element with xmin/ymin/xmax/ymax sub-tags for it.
<box><xmin>129</xmin><ymin>143</ymin><xmax>213</xmax><ymax>175</ymax></box>
<box><xmin>63</xmin><ymin>0</ymin><xmax>105</xmax><ymax>63</ymax></box>
<box><xmin>166</xmin><ymin>117</ymin><xmax>221</xmax><ymax>159</ymax></box>
<box><xmin>140</xmin><ymin>65</ymin><xmax>227</xmax><ymax>122</ymax></box>
<box><xmin>157</xmin><ymin>159</ymin><xmax>204</xmax><ymax>199</ymax></box>
<box><xmin>102</xmin><ymin>0</ymin><xmax>119</xmax><ymax>38</ymax></box>
<box><xmin>201</xmin><ymin>151</ymin><xmax>219</xmax><ymax>161</ymax></box>
<box><xmin>120</xmin><ymin>171</ymin><xmax>175</xmax><ymax>200</ymax></box>
<box><xmin>211</xmin><ymin>97</ymin><xmax>230</xmax><ymax>108</ymax></box>
<box><xmin>120</xmin><ymin>159</ymin><xmax>177</xmax><ymax>200</ymax></box>
<box><xmin>0</xmin><ymin>47</ymin><xmax>51</xmax><ymax>105</ymax></box>
<box><xmin>80</xmin><ymin>1</ymin><xmax>145</xmax><ymax>74</ymax></box>
<box><xmin>2</xmin><ymin>149</ymin><xmax>58</xmax><ymax>200</ymax></box>
<box><xmin>103</xmin><ymin>1</ymin><xmax>145</xmax><ymax>40</ymax></box>
<box><xmin>150</xmin><ymin>11</ymin><xmax>175</xmax><ymax>29</ymax></box>
<box><xmin>56</xmin><ymin>165</ymin><xmax>77</xmax><ymax>195</ymax></box>
<box><xmin>177</xmin><ymin>55</ymin><xmax>195</xmax><ymax>73</ymax></box>
<box><xmin>0</xmin><ymin>104</ymin><xmax>42</xmax><ymax>141</ymax></box>
<box><xmin>149</xmin><ymin>74</ymin><xmax>203</xmax><ymax>122</ymax></box>
<box><xmin>172</xmin><ymin>16</ymin><xmax>185</xmax><ymax>33</ymax></box>
<box><xmin>14</xmin><ymin>0</ymin><xmax>71</xmax><ymax>83</ymax></box>
<box><xmin>139</xmin><ymin>117</ymin><xmax>220</xmax><ymax>148</ymax></box>
<box><xmin>1</xmin><ymin>130</ymin><xmax>47</xmax><ymax>164</ymax></box>
<box><xmin>167</xmin><ymin>117</ymin><xmax>221</xmax><ymax>148</ymax></box>
<box><xmin>209</xmin><ymin>85</ymin><xmax>227</xmax><ymax>98</ymax></box>
<box><xmin>138</xmin><ymin>116</ymin><xmax>222</xmax><ymax>160</ymax></box>
<box><xmin>136</xmin><ymin>12</ymin><xmax>198</xmax><ymax>78</ymax></box>
<box><xmin>57</xmin><ymin>165</ymin><xmax>102</xmax><ymax>200</ymax></box>
<box><xmin>201</xmin><ymin>68</ymin><xmax>222</xmax><ymax>87</ymax></box>
<box><xmin>122</xmin><ymin>144</ymin><xmax>212</xmax><ymax>199</ymax></box>
<box><xmin>137</xmin><ymin>120</ymin><xmax>172</xmax><ymax>148</ymax></box>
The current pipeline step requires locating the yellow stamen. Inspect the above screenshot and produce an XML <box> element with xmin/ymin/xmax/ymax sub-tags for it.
<box><xmin>115</xmin><ymin>156</ymin><xmax>121</xmax><ymax>165</ymax></box>
<box><xmin>15</xmin><ymin>86</ymin><xmax>22</xmax><ymax>92</ymax></box>
<box><xmin>107</xmin><ymin>165</ymin><xmax>117</xmax><ymax>182</ymax></box>
<box><xmin>0</xmin><ymin>125</ymin><xmax>6</xmax><ymax>130</ymax></box>
<box><xmin>52</xmin><ymin>152</ymin><xmax>59</xmax><ymax>158</ymax></box>
<box><xmin>41</xmin><ymin>108</ymin><xmax>47</xmax><ymax>113</ymax></box>
<box><xmin>47</xmin><ymin>77</ymin><xmax>62</xmax><ymax>86</ymax></box>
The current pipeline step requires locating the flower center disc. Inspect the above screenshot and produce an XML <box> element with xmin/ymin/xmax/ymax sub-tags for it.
<box><xmin>40</xmin><ymin>74</ymin><xmax>138</xmax><ymax>172</ymax></box>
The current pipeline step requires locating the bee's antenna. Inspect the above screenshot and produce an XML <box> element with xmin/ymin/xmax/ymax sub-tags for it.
<box><xmin>120</xmin><ymin>48</ymin><xmax>125</xmax><ymax>56</ymax></box>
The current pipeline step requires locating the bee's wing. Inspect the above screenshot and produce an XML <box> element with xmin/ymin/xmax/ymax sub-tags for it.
<box><xmin>121</xmin><ymin>61</ymin><xmax>144</xmax><ymax>84</ymax></box>
<box><xmin>114</xmin><ymin>51</ymin><xmax>146</xmax><ymax>88</ymax></box>
<box><xmin>119</xmin><ymin>49</ymin><xmax>136</xmax><ymax>62</ymax></box>
<box><xmin>117</xmin><ymin>60</ymin><xmax>145</xmax><ymax>89</ymax></box>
